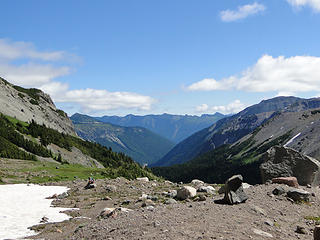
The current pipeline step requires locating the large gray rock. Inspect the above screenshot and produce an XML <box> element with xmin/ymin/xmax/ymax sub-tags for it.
<box><xmin>260</xmin><ymin>146</ymin><xmax>320</xmax><ymax>186</ymax></box>
<box><xmin>223</xmin><ymin>175</ymin><xmax>248</xmax><ymax>205</ymax></box>
<box><xmin>176</xmin><ymin>186</ymin><xmax>197</xmax><ymax>200</ymax></box>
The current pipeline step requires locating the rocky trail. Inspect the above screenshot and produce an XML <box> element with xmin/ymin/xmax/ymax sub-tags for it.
<box><xmin>25</xmin><ymin>176</ymin><xmax>320</xmax><ymax>240</ymax></box>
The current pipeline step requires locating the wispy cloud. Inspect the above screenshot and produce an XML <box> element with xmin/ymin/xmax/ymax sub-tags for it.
<box><xmin>187</xmin><ymin>55</ymin><xmax>320</xmax><ymax>96</ymax></box>
<box><xmin>53</xmin><ymin>88</ymin><xmax>155</xmax><ymax>112</ymax></box>
<box><xmin>196</xmin><ymin>100</ymin><xmax>246</xmax><ymax>114</ymax></box>
<box><xmin>0</xmin><ymin>38</ymin><xmax>155</xmax><ymax>114</ymax></box>
<box><xmin>0</xmin><ymin>39</ymin><xmax>71</xmax><ymax>61</ymax></box>
<box><xmin>220</xmin><ymin>2</ymin><xmax>266</xmax><ymax>22</ymax></box>
<box><xmin>287</xmin><ymin>0</ymin><xmax>320</xmax><ymax>12</ymax></box>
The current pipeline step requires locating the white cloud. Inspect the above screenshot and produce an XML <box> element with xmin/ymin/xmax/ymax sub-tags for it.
<box><xmin>220</xmin><ymin>2</ymin><xmax>266</xmax><ymax>22</ymax></box>
<box><xmin>196</xmin><ymin>103</ymin><xmax>209</xmax><ymax>112</ymax></box>
<box><xmin>0</xmin><ymin>63</ymin><xmax>70</xmax><ymax>87</ymax></box>
<box><xmin>0</xmin><ymin>38</ymin><xmax>155</xmax><ymax>114</ymax></box>
<box><xmin>54</xmin><ymin>88</ymin><xmax>154</xmax><ymax>112</ymax></box>
<box><xmin>196</xmin><ymin>100</ymin><xmax>246</xmax><ymax>114</ymax></box>
<box><xmin>0</xmin><ymin>39</ymin><xmax>67</xmax><ymax>61</ymax></box>
<box><xmin>287</xmin><ymin>0</ymin><xmax>320</xmax><ymax>12</ymax></box>
<box><xmin>187</xmin><ymin>55</ymin><xmax>320</xmax><ymax>95</ymax></box>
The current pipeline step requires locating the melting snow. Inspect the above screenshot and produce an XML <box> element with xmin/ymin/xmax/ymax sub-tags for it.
<box><xmin>0</xmin><ymin>184</ymin><xmax>74</xmax><ymax>240</ymax></box>
<box><xmin>284</xmin><ymin>132</ymin><xmax>301</xmax><ymax>147</ymax></box>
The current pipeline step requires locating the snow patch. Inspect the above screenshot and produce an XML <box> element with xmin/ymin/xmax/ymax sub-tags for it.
<box><xmin>0</xmin><ymin>184</ymin><xmax>74</xmax><ymax>240</ymax></box>
<box><xmin>284</xmin><ymin>132</ymin><xmax>301</xmax><ymax>147</ymax></box>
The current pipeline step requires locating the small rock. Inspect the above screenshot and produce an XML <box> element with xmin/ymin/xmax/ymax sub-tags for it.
<box><xmin>251</xmin><ymin>205</ymin><xmax>266</xmax><ymax>216</ymax></box>
<box><xmin>140</xmin><ymin>194</ymin><xmax>148</xmax><ymax>200</ymax></box>
<box><xmin>146</xmin><ymin>206</ymin><xmax>155</xmax><ymax>211</ymax></box>
<box><xmin>166</xmin><ymin>190</ymin><xmax>177</xmax><ymax>198</ymax></box>
<box><xmin>84</xmin><ymin>183</ymin><xmax>96</xmax><ymax>189</ymax></box>
<box><xmin>165</xmin><ymin>199</ymin><xmax>177</xmax><ymax>205</ymax></box>
<box><xmin>295</xmin><ymin>226</ymin><xmax>307</xmax><ymax>234</ymax></box>
<box><xmin>252</xmin><ymin>228</ymin><xmax>273</xmax><ymax>238</ymax></box>
<box><xmin>153</xmin><ymin>221</ymin><xmax>160</xmax><ymax>227</ymax></box>
<box><xmin>242</xmin><ymin>183</ymin><xmax>253</xmax><ymax>189</ymax></box>
<box><xmin>307</xmin><ymin>184</ymin><xmax>312</xmax><ymax>188</ymax></box>
<box><xmin>118</xmin><ymin>207</ymin><xmax>133</xmax><ymax>213</ymax></box>
<box><xmin>57</xmin><ymin>192</ymin><xmax>68</xmax><ymax>199</ymax></box>
<box><xmin>40</xmin><ymin>216</ymin><xmax>49</xmax><ymax>223</ymax></box>
<box><xmin>272</xmin><ymin>186</ymin><xmax>286</xmax><ymax>196</ymax></box>
<box><xmin>102</xmin><ymin>196</ymin><xmax>112</xmax><ymax>201</ymax></box>
<box><xmin>198</xmin><ymin>195</ymin><xmax>206</xmax><ymax>201</ymax></box>
<box><xmin>99</xmin><ymin>208</ymin><xmax>117</xmax><ymax>218</ymax></box>
<box><xmin>122</xmin><ymin>200</ymin><xmax>131</xmax><ymax>205</ymax></box>
<box><xmin>46</xmin><ymin>194</ymin><xmax>58</xmax><ymax>199</ymax></box>
<box><xmin>264</xmin><ymin>219</ymin><xmax>273</xmax><ymax>226</ymax></box>
<box><xmin>136</xmin><ymin>177</ymin><xmax>149</xmax><ymax>182</ymax></box>
<box><xmin>272</xmin><ymin>177</ymin><xmax>299</xmax><ymax>188</ymax></box>
<box><xmin>142</xmin><ymin>199</ymin><xmax>155</xmax><ymax>207</ymax></box>
<box><xmin>176</xmin><ymin>186</ymin><xmax>197</xmax><ymax>200</ymax></box>
<box><xmin>287</xmin><ymin>188</ymin><xmax>310</xmax><ymax>202</ymax></box>
<box><xmin>106</xmin><ymin>185</ymin><xmax>117</xmax><ymax>192</ymax></box>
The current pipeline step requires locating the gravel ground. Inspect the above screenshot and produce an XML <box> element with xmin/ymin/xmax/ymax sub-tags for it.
<box><xmin>27</xmin><ymin>178</ymin><xmax>320</xmax><ymax>240</ymax></box>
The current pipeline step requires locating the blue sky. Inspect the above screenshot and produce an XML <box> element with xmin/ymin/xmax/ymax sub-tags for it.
<box><xmin>1</xmin><ymin>0</ymin><xmax>320</xmax><ymax>116</ymax></box>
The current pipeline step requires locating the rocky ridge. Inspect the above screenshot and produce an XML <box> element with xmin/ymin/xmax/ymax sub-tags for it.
<box><xmin>0</xmin><ymin>77</ymin><xmax>75</xmax><ymax>136</ymax></box>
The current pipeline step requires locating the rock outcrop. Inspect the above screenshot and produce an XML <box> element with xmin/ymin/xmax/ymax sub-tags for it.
<box><xmin>0</xmin><ymin>77</ymin><xmax>75</xmax><ymax>136</ymax></box>
<box><xmin>260</xmin><ymin>146</ymin><xmax>320</xmax><ymax>186</ymax></box>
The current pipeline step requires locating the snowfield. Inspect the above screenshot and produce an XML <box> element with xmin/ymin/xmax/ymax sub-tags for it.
<box><xmin>0</xmin><ymin>184</ymin><xmax>74</xmax><ymax>240</ymax></box>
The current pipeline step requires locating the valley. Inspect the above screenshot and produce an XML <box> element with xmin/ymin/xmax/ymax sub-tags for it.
<box><xmin>2</xmin><ymin>78</ymin><xmax>320</xmax><ymax>240</ymax></box>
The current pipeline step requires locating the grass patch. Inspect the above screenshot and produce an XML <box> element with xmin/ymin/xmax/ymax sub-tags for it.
<box><xmin>304</xmin><ymin>216</ymin><xmax>320</xmax><ymax>225</ymax></box>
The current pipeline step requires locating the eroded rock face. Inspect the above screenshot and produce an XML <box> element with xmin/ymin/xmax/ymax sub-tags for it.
<box><xmin>223</xmin><ymin>175</ymin><xmax>248</xmax><ymax>205</ymax></box>
<box><xmin>0</xmin><ymin>77</ymin><xmax>75</xmax><ymax>136</ymax></box>
<box><xmin>260</xmin><ymin>146</ymin><xmax>320</xmax><ymax>186</ymax></box>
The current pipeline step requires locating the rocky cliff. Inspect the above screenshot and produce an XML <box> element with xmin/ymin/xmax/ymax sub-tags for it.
<box><xmin>0</xmin><ymin>77</ymin><xmax>75</xmax><ymax>136</ymax></box>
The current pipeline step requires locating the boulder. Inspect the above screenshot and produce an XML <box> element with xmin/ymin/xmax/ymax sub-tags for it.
<box><xmin>272</xmin><ymin>177</ymin><xmax>299</xmax><ymax>188</ymax></box>
<box><xmin>260</xmin><ymin>146</ymin><xmax>320</xmax><ymax>186</ymax></box>
<box><xmin>176</xmin><ymin>186</ymin><xmax>197</xmax><ymax>200</ymax></box>
<box><xmin>223</xmin><ymin>175</ymin><xmax>248</xmax><ymax>205</ymax></box>
<box><xmin>314</xmin><ymin>225</ymin><xmax>320</xmax><ymax>240</ymax></box>
<box><xmin>191</xmin><ymin>179</ymin><xmax>204</xmax><ymax>186</ymax></box>
<box><xmin>197</xmin><ymin>186</ymin><xmax>215</xmax><ymax>194</ymax></box>
<box><xmin>287</xmin><ymin>188</ymin><xmax>310</xmax><ymax>202</ymax></box>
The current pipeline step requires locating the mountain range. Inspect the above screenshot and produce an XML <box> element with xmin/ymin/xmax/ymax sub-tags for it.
<box><xmin>152</xmin><ymin>96</ymin><xmax>320</xmax><ymax>184</ymax></box>
<box><xmin>71</xmin><ymin>113</ymin><xmax>175</xmax><ymax>165</ymax></box>
<box><xmin>95</xmin><ymin>112</ymin><xmax>225</xmax><ymax>143</ymax></box>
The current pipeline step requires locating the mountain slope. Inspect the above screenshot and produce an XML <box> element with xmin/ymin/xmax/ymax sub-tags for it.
<box><xmin>153</xmin><ymin>106</ymin><xmax>320</xmax><ymax>184</ymax></box>
<box><xmin>95</xmin><ymin>113</ymin><xmax>225</xmax><ymax>143</ymax></box>
<box><xmin>0</xmin><ymin>77</ymin><xmax>75</xmax><ymax>136</ymax></box>
<box><xmin>0</xmin><ymin>78</ymin><xmax>156</xmax><ymax>181</ymax></box>
<box><xmin>154</xmin><ymin>96</ymin><xmax>320</xmax><ymax>167</ymax></box>
<box><xmin>71</xmin><ymin>114</ymin><xmax>175</xmax><ymax>165</ymax></box>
